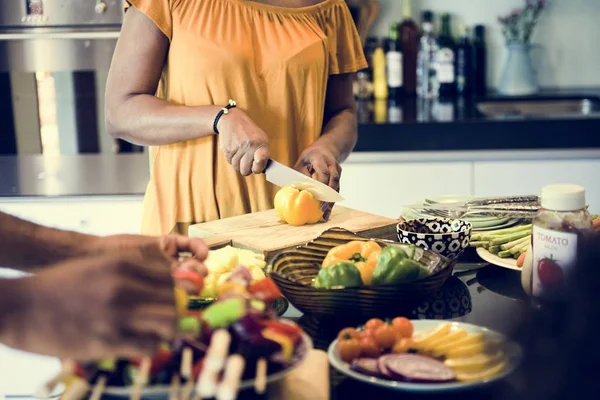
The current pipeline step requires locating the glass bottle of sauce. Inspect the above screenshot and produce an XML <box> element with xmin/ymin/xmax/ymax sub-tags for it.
<box><xmin>400</xmin><ymin>0</ymin><xmax>419</xmax><ymax>96</ymax></box>
<box><xmin>372</xmin><ymin>44</ymin><xmax>388</xmax><ymax>101</ymax></box>
<box><xmin>523</xmin><ymin>184</ymin><xmax>593</xmax><ymax>300</ymax></box>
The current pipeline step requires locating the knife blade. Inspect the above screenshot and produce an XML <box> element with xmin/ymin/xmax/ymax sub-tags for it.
<box><xmin>263</xmin><ymin>159</ymin><xmax>344</xmax><ymax>203</ymax></box>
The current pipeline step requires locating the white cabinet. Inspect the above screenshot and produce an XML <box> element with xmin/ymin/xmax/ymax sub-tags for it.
<box><xmin>473</xmin><ymin>160</ymin><xmax>600</xmax><ymax>213</ymax></box>
<box><xmin>339</xmin><ymin>162</ymin><xmax>473</xmax><ymax>219</ymax></box>
<box><xmin>0</xmin><ymin>195</ymin><xmax>144</xmax><ymax>236</ymax></box>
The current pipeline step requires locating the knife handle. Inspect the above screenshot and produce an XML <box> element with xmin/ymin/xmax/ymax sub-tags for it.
<box><xmin>262</xmin><ymin>158</ymin><xmax>273</xmax><ymax>173</ymax></box>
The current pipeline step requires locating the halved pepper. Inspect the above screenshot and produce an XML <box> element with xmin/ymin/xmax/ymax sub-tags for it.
<box><xmin>322</xmin><ymin>240</ymin><xmax>382</xmax><ymax>285</ymax></box>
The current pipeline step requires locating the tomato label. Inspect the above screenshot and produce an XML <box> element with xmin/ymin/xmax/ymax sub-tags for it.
<box><xmin>532</xmin><ymin>226</ymin><xmax>577</xmax><ymax>298</ymax></box>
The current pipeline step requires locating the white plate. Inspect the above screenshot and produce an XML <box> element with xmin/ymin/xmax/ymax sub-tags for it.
<box><xmin>476</xmin><ymin>247</ymin><xmax>521</xmax><ymax>271</ymax></box>
<box><xmin>328</xmin><ymin>320</ymin><xmax>522</xmax><ymax>393</ymax></box>
<box><xmin>471</xmin><ymin>219</ymin><xmax>520</xmax><ymax>232</ymax></box>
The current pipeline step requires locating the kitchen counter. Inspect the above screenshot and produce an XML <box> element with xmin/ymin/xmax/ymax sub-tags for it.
<box><xmin>354</xmin><ymin>88</ymin><xmax>600</xmax><ymax>152</ymax></box>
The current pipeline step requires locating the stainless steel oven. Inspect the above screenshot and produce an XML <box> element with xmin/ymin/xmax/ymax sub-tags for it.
<box><xmin>0</xmin><ymin>0</ymin><xmax>142</xmax><ymax>155</ymax></box>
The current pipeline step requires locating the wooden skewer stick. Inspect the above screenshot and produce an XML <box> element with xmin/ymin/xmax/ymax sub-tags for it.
<box><xmin>60</xmin><ymin>378</ymin><xmax>89</xmax><ymax>400</ymax></box>
<box><xmin>215</xmin><ymin>355</ymin><xmax>246</xmax><ymax>400</ymax></box>
<box><xmin>36</xmin><ymin>360</ymin><xmax>75</xmax><ymax>398</ymax></box>
<box><xmin>254</xmin><ymin>358</ymin><xmax>267</xmax><ymax>395</ymax></box>
<box><xmin>88</xmin><ymin>375</ymin><xmax>106</xmax><ymax>400</ymax></box>
<box><xmin>130</xmin><ymin>356</ymin><xmax>151</xmax><ymax>400</ymax></box>
<box><xmin>180</xmin><ymin>347</ymin><xmax>195</xmax><ymax>400</ymax></box>
<box><xmin>168</xmin><ymin>375</ymin><xmax>181</xmax><ymax>400</ymax></box>
<box><xmin>195</xmin><ymin>330</ymin><xmax>231</xmax><ymax>399</ymax></box>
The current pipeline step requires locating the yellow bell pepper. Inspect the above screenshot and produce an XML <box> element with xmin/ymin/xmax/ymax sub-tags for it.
<box><xmin>322</xmin><ymin>240</ymin><xmax>382</xmax><ymax>285</ymax></box>
<box><xmin>262</xmin><ymin>328</ymin><xmax>294</xmax><ymax>361</ymax></box>
<box><xmin>274</xmin><ymin>185</ymin><xmax>323</xmax><ymax>226</ymax></box>
<box><xmin>174</xmin><ymin>286</ymin><xmax>189</xmax><ymax>315</ymax></box>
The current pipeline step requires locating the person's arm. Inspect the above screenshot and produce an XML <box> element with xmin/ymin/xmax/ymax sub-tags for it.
<box><xmin>105</xmin><ymin>6</ymin><xmax>270</xmax><ymax>173</ymax></box>
<box><xmin>105</xmin><ymin>7</ymin><xmax>218</xmax><ymax>145</ymax></box>
<box><xmin>0</xmin><ymin>211</ymin><xmax>96</xmax><ymax>270</ymax></box>
<box><xmin>294</xmin><ymin>73</ymin><xmax>358</xmax><ymax>190</ymax></box>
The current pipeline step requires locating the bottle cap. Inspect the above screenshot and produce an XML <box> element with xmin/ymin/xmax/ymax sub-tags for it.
<box><xmin>540</xmin><ymin>184</ymin><xmax>586</xmax><ymax>211</ymax></box>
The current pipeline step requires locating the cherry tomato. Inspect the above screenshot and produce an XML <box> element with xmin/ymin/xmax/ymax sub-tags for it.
<box><xmin>391</xmin><ymin>317</ymin><xmax>414</xmax><ymax>338</ymax></box>
<box><xmin>337</xmin><ymin>327</ymin><xmax>360</xmax><ymax>341</ymax></box>
<box><xmin>359</xmin><ymin>327</ymin><xmax>376</xmax><ymax>340</ymax></box>
<box><xmin>172</xmin><ymin>269</ymin><xmax>205</xmax><ymax>294</ymax></box>
<box><xmin>365</xmin><ymin>318</ymin><xmax>385</xmax><ymax>330</ymax></box>
<box><xmin>373</xmin><ymin>324</ymin><xmax>397</xmax><ymax>350</ymax></box>
<box><xmin>338</xmin><ymin>338</ymin><xmax>362</xmax><ymax>363</ymax></box>
<box><xmin>391</xmin><ymin>338</ymin><xmax>415</xmax><ymax>354</ymax></box>
<box><xmin>359</xmin><ymin>337</ymin><xmax>381</xmax><ymax>358</ymax></box>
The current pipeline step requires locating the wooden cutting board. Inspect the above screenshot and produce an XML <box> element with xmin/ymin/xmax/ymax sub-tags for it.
<box><xmin>188</xmin><ymin>206</ymin><xmax>397</xmax><ymax>262</ymax></box>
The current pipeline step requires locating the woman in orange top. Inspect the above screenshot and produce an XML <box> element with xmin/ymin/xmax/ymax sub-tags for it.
<box><xmin>106</xmin><ymin>0</ymin><xmax>367</xmax><ymax>235</ymax></box>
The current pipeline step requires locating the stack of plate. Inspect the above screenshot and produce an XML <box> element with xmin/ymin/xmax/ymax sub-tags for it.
<box><xmin>401</xmin><ymin>195</ymin><xmax>521</xmax><ymax>232</ymax></box>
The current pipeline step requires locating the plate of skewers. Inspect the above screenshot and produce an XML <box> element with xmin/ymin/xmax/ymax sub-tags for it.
<box><xmin>470</xmin><ymin>224</ymin><xmax>532</xmax><ymax>271</ymax></box>
<box><xmin>36</xmin><ymin>267</ymin><xmax>311</xmax><ymax>400</ymax></box>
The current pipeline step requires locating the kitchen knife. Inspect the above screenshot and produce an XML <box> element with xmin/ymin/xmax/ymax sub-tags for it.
<box><xmin>263</xmin><ymin>159</ymin><xmax>344</xmax><ymax>203</ymax></box>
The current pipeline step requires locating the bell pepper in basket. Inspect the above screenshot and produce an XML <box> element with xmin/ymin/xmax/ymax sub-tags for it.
<box><xmin>313</xmin><ymin>262</ymin><xmax>363</xmax><ymax>289</ymax></box>
<box><xmin>274</xmin><ymin>185</ymin><xmax>323</xmax><ymax>226</ymax></box>
<box><xmin>322</xmin><ymin>240</ymin><xmax>382</xmax><ymax>285</ymax></box>
<box><xmin>372</xmin><ymin>246</ymin><xmax>430</xmax><ymax>285</ymax></box>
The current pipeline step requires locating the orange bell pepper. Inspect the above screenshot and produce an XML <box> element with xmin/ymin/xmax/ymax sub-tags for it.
<box><xmin>322</xmin><ymin>240</ymin><xmax>382</xmax><ymax>285</ymax></box>
<box><xmin>274</xmin><ymin>185</ymin><xmax>323</xmax><ymax>226</ymax></box>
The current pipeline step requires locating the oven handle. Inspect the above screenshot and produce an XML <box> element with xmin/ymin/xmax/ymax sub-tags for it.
<box><xmin>0</xmin><ymin>31</ymin><xmax>120</xmax><ymax>41</ymax></box>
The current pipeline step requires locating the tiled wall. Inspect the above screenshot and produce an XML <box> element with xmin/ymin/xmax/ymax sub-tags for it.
<box><xmin>369</xmin><ymin>0</ymin><xmax>600</xmax><ymax>89</ymax></box>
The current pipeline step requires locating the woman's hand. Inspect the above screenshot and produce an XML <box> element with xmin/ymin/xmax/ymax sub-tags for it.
<box><xmin>218</xmin><ymin>108</ymin><xmax>271</xmax><ymax>176</ymax></box>
<box><xmin>294</xmin><ymin>145</ymin><xmax>342</xmax><ymax>192</ymax></box>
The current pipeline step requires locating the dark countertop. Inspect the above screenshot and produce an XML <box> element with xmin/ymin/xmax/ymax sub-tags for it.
<box><xmin>354</xmin><ymin>88</ymin><xmax>600</xmax><ymax>152</ymax></box>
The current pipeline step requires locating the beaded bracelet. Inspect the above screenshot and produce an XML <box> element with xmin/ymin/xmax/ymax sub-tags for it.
<box><xmin>213</xmin><ymin>99</ymin><xmax>237</xmax><ymax>134</ymax></box>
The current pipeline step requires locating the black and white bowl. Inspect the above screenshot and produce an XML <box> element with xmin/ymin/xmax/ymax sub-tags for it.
<box><xmin>397</xmin><ymin>218</ymin><xmax>472</xmax><ymax>262</ymax></box>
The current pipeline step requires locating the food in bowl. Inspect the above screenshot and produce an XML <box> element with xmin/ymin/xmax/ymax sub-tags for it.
<box><xmin>41</xmin><ymin>270</ymin><xmax>307</xmax><ymax>400</ymax></box>
<box><xmin>201</xmin><ymin>245</ymin><xmax>267</xmax><ymax>298</ymax></box>
<box><xmin>314</xmin><ymin>241</ymin><xmax>431</xmax><ymax>288</ymax></box>
<box><xmin>397</xmin><ymin>218</ymin><xmax>472</xmax><ymax>261</ymax></box>
<box><xmin>335</xmin><ymin>319</ymin><xmax>510</xmax><ymax>383</ymax></box>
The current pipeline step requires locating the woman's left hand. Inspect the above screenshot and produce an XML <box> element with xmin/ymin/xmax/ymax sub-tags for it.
<box><xmin>294</xmin><ymin>145</ymin><xmax>341</xmax><ymax>191</ymax></box>
<box><xmin>294</xmin><ymin>145</ymin><xmax>341</xmax><ymax>221</ymax></box>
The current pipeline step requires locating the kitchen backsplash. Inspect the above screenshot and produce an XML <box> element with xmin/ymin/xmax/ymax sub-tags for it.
<box><xmin>369</xmin><ymin>0</ymin><xmax>600</xmax><ymax>89</ymax></box>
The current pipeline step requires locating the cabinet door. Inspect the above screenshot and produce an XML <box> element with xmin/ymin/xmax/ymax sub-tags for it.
<box><xmin>0</xmin><ymin>196</ymin><xmax>144</xmax><ymax>235</ymax></box>
<box><xmin>473</xmin><ymin>160</ymin><xmax>600</xmax><ymax>212</ymax></box>
<box><xmin>339</xmin><ymin>162</ymin><xmax>473</xmax><ymax>219</ymax></box>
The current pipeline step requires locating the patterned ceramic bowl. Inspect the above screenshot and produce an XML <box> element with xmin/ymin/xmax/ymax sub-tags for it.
<box><xmin>397</xmin><ymin>218</ymin><xmax>472</xmax><ymax>262</ymax></box>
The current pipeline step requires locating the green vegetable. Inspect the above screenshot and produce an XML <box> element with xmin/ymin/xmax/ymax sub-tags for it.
<box><xmin>500</xmin><ymin>236</ymin><xmax>530</xmax><ymax>251</ymax></box>
<box><xmin>489</xmin><ymin>230</ymin><xmax>531</xmax><ymax>246</ymax></box>
<box><xmin>481</xmin><ymin>224</ymin><xmax>532</xmax><ymax>241</ymax></box>
<box><xmin>203</xmin><ymin>297</ymin><xmax>246</xmax><ymax>329</ymax></box>
<box><xmin>372</xmin><ymin>246</ymin><xmax>429</xmax><ymax>285</ymax></box>
<box><xmin>469</xmin><ymin>241</ymin><xmax>490</xmax><ymax>248</ymax></box>
<box><xmin>178</xmin><ymin>316</ymin><xmax>202</xmax><ymax>334</ymax></box>
<box><xmin>488</xmin><ymin>245</ymin><xmax>501</xmax><ymax>254</ymax></box>
<box><xmin>97</xmin><ymin>358</ymin><xmax>116</xmax><ymax>372</ymax></box>
<box><xmin>250</xmin><ymin>300</ymin><xmax>266</xmax><ymax>312</ymax></box>
<box><xmin>313</xmin><ymin>262</ymin><xmax>363</xmax><ymax>289</ymax></box>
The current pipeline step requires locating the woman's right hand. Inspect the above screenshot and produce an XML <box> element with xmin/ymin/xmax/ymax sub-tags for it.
<box><xmin>217</xmin><ymin>108</ymin><xmax>270</xmax><ymax>176</ymax></box>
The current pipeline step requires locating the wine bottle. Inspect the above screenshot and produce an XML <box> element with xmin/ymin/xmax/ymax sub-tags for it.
<box><xmin>399</xmin><ymin>0</ymin><xmax>419</xmax><ymax>96</ymax></box>
<box><xmin>416</xmin><ymin>11</ymin><xmax>438</xmax><ymax>99</ymax></box>
<box><xmin>435</xmin><ymin>13</ymin><xmax>456</xmax><ymax>98</ymax></box>
<box><xmin>472</xmin><ymin>25</ymin><xmax>487</xmax><ymax>98</ymax></box>
<box><xmin>385</xmin><ymin>22</ymin><xmax>403</xmax><ymax>99</ymax></box>
<box><xmin>455</xmin><ymin>24</ymin><xmax>472</xmax><ymax>96</ymax></box>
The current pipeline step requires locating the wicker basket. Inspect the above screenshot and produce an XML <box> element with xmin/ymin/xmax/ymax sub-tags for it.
<box><xmin>268</xmin><ymin>228</ymin><xmax>454</xmax><ymax>319</ymax></box>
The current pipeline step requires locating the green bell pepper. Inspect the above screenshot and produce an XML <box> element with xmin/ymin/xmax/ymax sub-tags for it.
<box><xmin>313</xmin><ymin>262</ymin><xmax>363</xmax><ymax>289</ymax></box>
<box><xmin>372</xmin><ymin>246</ymin><xmax>430</xmax><ymax>285</ymax></box>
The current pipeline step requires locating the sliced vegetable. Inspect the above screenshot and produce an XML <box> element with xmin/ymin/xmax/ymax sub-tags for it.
<box><xmin>202</xmin><ymin>297</ymin><xmax>246</xmax><ymax>329</ymax></box>
<box><xmin>351</xmin><ymin>358</ymin><xmax>380</xmax><ymax>377</ymax></box>
<box><xmin>274</xmin><ymin>185</ymin><xmax>323</xmax><ymax>226</ymax></box>
<box><xmin>261</xmin><ymin>328</ymin><xmax>295</xmax><ymax>362</ymax></box>
<box><xmin>383</xmin><ymin>354</ymin><xmax>456</xmax><ymax>383</ymax></box>
<box><xmin>248</xmin><ymin>278</ymin><xmax>282</xmax><ymax>303</ymax></box>
<box><xmin>260</xmin><ymin>321</ymin><xmax>302</xmax><ymax>343</ymax></box>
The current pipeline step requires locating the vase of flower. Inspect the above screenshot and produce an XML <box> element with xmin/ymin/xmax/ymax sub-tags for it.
<box><xmin>497</xmin><ymin>0</ymin><xmax>548</xmax><ymax>96</ymax></box>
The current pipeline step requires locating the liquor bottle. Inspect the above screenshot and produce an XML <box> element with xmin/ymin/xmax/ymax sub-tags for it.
<box><xmin>372</xmin><ymin>43</ymin><xmax>388</xmax><ymax>100</ymax></box>
<box><xmin>472</xmin><ymin>25</ymin><xmax>487</xmax><ymax>98</ymax></box>
<box><xmin>416</xmin><ymin>11</ymin><xmax>438</xmax><ymax>99</ymax></box>
<box><xmin>399</xmin><ymin>0</ymin><xmax>419</xmax><ymax>96</ymax></box>
<box><xmin>455</xmin><ymin>24</ymin><xmax>472</xmax><ymax>96</ymax></box>
<box><xmin>385</xmin><ymin>22</ymin><xmax>403</xmax><ymax>99</ymax></box>
<box><xmin>435</xmin><ymin>13</ymin><xmax>456</xmax><ymax>97</ymax></box>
